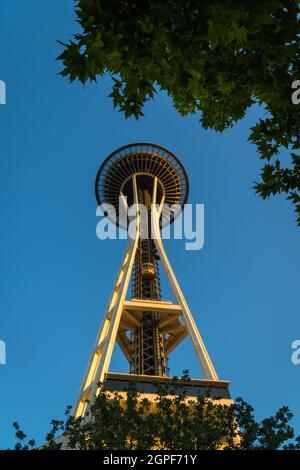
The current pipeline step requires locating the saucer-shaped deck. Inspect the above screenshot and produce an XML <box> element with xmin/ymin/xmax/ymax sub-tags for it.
<box><xmin>95</xmin><ymin>143</ymin><xmax>189</xmax><ymax>229</ymax></box>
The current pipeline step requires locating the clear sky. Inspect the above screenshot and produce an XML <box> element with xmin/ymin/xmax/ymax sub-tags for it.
<box><xmin>0</xmin><ymin>0</ymin><xmax>299</xmax><ymax>449</ymax></box>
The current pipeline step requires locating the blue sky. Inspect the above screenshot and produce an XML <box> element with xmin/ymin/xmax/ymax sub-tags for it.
<box><xmin>0</xmin><ymin>0</ymin><xmax>299</xmax><ymax>448</ymax></box>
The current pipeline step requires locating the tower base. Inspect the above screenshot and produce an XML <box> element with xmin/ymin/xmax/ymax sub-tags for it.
<box><xmin>105</xmin><ymin>372</ymin><xmax>232</xmax><ymax>404</ymax></box>
<box><xmin>57</xmin><ymin>373</ymin><xmax>232</xmax><ymax>450</ymax></box>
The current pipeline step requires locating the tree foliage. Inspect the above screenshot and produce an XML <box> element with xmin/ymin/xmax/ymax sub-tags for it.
<box><xmin>13</xmin><ymin>374</ymin><xmax>300</xmax><ymax>450</ymax></box>
<box><xmin>57</xmin><ymin>0</ymin><xmax>300</xmax><ymax>224</ymax></box>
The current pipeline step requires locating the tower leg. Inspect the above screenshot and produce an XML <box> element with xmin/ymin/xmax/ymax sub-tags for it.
<box><xmin>151</xmin><ymin>177</ymin><xmax>219</xmax><ymax>381</ymax></box>
<box><xmin>72</xmin><ymin>176</ymin><xmax>140</xmax><ymax>418</ymax></box>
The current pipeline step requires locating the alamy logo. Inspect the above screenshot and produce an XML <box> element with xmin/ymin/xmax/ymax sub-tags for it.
<box><xmin>291</xmin><ymin>340</ymin><xmax>300</xmax><ymax>365</ymax></box>
<box><xmin>0</xmin><ymin>80</ymin><xmax>6</xmax><ymax>105</ymax></box>
<box><xmin>0</xmin><ymin>340</ymin><xmax>6</xmax><ymax>365</ymax></box>
<box><xmin>291</xmin><ymin>80</ymin><xmax>300</xmax><ymax>105</ymax></box>
<box><xmin>96</xmin><ymin>200</ymin><xmax>205</xmax><ymax>251</ymax></box>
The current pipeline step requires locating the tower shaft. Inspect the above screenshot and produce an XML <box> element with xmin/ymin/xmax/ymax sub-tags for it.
<box><xmin>130</xmin><ymin>186</ymin><xmax>167</xmax><ymax>376</ymax></box>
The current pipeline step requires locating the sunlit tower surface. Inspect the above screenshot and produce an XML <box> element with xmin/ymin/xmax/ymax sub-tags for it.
<box><xmin>73</xmin><ymin>143</ymin><xmax>231</xmax><ymax>419</ymax></box>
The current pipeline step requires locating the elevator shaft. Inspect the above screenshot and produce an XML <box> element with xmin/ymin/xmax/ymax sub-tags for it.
<box><xmin>130</xmin><ymin>184</ymin><xmax>168</xmax><ymax>376</ymax></box>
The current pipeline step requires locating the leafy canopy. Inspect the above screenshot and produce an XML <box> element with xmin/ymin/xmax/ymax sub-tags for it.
<box><xmin>58</xmin><ymin>0</ymin><xmax>300</xmax><ymax>224</ymax></box>
<box><xmin>14</xmin><ymin>374</ymin><xmax>300</xmax><ymax>450</ymax></box>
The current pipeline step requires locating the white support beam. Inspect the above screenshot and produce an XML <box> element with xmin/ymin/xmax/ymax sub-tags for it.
<box><xmin>72</xmin><ymin>175</ymin><xmax>140</xmax><ymax>419</ymax></box>
<box><xmin>123</xmin><ymin>299</ymin><xmax>182</xmax><ymax>315</ymax></box>
<box><xmin>122</xmin><ymin>309</ymin><xmax>140</xmax><ymax>327</ymax></box>
<box><xmin>151</xmin><ymin>176</ymin><xmax>219</xmax><ymax>381</ymax></box>
<box><xmin>165</xmin><ymin>331</ymin><xmax>188</xmax><ymax>355</ymax></box>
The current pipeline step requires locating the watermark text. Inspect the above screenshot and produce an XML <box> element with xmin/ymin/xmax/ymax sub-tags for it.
<box><xmin>96</xmin><ymin>199</ymin><xmax>204</xmax><ymax>251</ymax></box>
<box><xmin>291</xmin><ymin>340</ymin><xmax>300</xmax><ymax>365</ymax></box>
<box><xmin>0</xmin><ymin>80</ymin><xmax>6</xmax><ymax>105</ymax></box>
<box><xmin>0</xmin><ymin>340</ymin><xmax>6</xmax><ymax>365</ymax></box>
